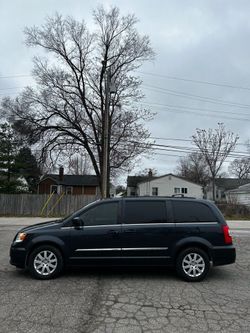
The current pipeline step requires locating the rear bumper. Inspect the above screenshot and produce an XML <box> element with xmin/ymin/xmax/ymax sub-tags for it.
<box><xmin>211</xmin><ymin>245</ymin><xmax>236</xmax><ymax>266</ymax></box>
<box><xmin>10</xmin><ymin>246</ymin><xmax>27</xmax><ymax>268</ymax></box>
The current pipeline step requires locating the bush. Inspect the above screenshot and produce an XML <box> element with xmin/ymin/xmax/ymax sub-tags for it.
<box><xmin>217</xmin><ymin>203</ymin><xmax>250</xmax><ymax>219</ymax></box>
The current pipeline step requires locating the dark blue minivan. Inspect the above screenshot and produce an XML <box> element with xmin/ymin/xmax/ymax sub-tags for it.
<box><xmin>10</xmin><ymin>197</ymin><xmax>236</xmax><ymax>281</ymax></box>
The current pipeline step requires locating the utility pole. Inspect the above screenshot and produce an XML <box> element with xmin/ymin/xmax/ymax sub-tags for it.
<box><xmin>102</xmin><ymin>68</ymin><xmax>116</xmax><ymax>199</ymax></box>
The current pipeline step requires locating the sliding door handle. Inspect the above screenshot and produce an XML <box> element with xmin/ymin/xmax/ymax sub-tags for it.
<box><xmin>108</xmin><ymin>230</ymin><xmax>119</xmax><ymax>236</ymax></box>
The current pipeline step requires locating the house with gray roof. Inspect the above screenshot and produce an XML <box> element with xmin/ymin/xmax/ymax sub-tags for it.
<box><xmin>205</xmin><ymin>178</ymin><xmax>250</xmax><ymax>201</ymax></box>
<box><xmin>38</xmin><ymin>167</ymin><xmax>100</xmax><ymax>195</ymax></box>
<box><xmin>226</xmin><ymin>183</ymin><xmax>250</xmax><ymax>206</ymax></box>
<box><xmin>127</xmin><ymin>172</ymin><xmax>203</xmax><ymax>198</ymax></box>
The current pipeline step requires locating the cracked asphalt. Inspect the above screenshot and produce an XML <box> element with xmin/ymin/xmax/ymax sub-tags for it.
<box><xmin>0</xmin><ymin>224</ymin><xmax>250</xmax><ymax>333</ymax></box>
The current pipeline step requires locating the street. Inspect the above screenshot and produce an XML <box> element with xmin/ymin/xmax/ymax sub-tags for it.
<box><xmin>0</xmin><ymin>221</ymin><xmax>250</xmax><ymax>333</ymax></box>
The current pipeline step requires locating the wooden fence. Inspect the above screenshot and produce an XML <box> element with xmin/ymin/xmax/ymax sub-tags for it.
<box><xmin>0</xmin><ymin>194</ymin><xmax>98</xmax><ymax>217</ymax></box>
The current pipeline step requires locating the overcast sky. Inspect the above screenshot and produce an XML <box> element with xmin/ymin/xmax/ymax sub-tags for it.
<box><xmin>1</xmin><ymin>0</ymin><xmax>250</xmax><ymax>182</ymax></box>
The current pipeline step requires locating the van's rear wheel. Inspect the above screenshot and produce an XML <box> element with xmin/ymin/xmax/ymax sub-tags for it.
<box><xmin>176</xmin><ymin>247</ymin><xmax>210</xmax><ymax>282</ymax></box>
<box><xmin>28</xmin><ymin>245</ymin><xmax>63</xmax><ymax>279</ymax></box>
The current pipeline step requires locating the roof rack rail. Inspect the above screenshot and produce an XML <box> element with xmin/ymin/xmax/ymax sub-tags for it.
<box><xmin>171</xmin><ymin>194</ymin><xmax>196</xmax><ymax>199</ymax></box>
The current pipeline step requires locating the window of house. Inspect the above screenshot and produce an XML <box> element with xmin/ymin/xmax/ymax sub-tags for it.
<box><xmin>66</xmin><ymin>186</ymin><xmax>73</xmax><ymax>195</ymax></box>
<box><xmin>181</xmin><ymin>188</ymin><xmax>188</xmax><ymax>194</ymax></box>
<box><xmin>79</xmin><ymin>202</ymin><xmax>118</xmax><ymax>226</ymax></box>
<box><xmin>152</xmin><ymin>187</ymin><xmax>158</xmax><ymax>196</ymax></box>
<box><xmin>51</xmin><ymin>185</ymin><xmax>58</xmax><ymax>194</ymax></box>
<box><xmin>124</xmin><ymin>201</ymin><xmax>166</xmax><ymax>224</ymax></box>
<box><xmin>174</xmin><ymin>187</ymin><xmax>180</xmax><ymax>194</ymax></box>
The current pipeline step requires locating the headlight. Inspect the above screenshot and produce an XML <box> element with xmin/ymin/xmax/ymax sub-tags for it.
<box><xmin>15</xmin><ymin>232</ymin><xmax>27</xmax><ymax>243</ymax></box>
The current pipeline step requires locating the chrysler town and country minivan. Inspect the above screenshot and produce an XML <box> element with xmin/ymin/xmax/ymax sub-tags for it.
<box><xmin>10</xmin><ymin>197</ymin><xmax>236</xmax><ymax>281</ymax></box>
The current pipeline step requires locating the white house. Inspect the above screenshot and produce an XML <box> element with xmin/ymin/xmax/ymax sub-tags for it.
<box><xmin>226</xmin><ymin>183</ymin><xmax>250</xmax><ymax>207</ymax></box>
<box><xmin>127</xmin><ymin>173</ymin><xmax>203</xmax><ymax>199</ymax></box>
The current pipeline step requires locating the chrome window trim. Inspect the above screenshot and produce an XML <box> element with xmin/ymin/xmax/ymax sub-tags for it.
<box><xmin>61</xmin><ymin>224</ymin><xmax>120</xmax><ymax>230</ymax></box>
<box><xmin>122</xmin><ymin>223</ymin><xmax>175</xmax><ymax>227</ymax></box>
<box><xmin>61</xmin><ymin>223</ymin><xmax>175</xmax><ymax>229</ymax></box>
<box><xmin>122</xmin><ymin>247</ymin><xmax>168</xmax><ymax>251</ymax></box>
<box><xmin>75</xmin><ymin>248</ymin><xmax>121</xmax><ymax>252</ymax></box>
<box><xmin>61</xmin><ymin>221</ymin><xmax>218</xmax><ymax>230</ymax></box>
<box><xmin>175</xmin><ymin>222</ymin><xmax>218</xmax><ymax>225</ymax></box>
<box><xmin>75</xmin><ymin>247</ymin><xmax>168</xmax><ymax>252</ymax></box>
<box><xmin>84</xmin><ymin>224</ymin><xmax>121</xmax><ymax>228</ymax></box>
<box><xmin>70</xmin><ymin>256</ymin><xmax>171</xmax><ymax>259</ymax></box>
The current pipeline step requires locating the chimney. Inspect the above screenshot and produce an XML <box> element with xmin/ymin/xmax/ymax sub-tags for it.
<box><xmin>148</xmin><ymin>169</ymin><xmax>153</xmax><ymax>178</ymax></box>
<box><xmin>59</xmin><ymin>166</ymin><xmax>64</xmax><ymax>181</ymax></box>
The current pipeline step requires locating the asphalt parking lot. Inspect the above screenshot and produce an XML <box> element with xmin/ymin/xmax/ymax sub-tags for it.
<box><xmin>0</xmin><ymin>220</ymin><xmax>250</xmax><ymax>333</ymax></box>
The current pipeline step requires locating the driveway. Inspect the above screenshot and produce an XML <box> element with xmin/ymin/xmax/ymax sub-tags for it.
<box><xmin>0</xmin><ymin>220</ymin><xmax>250</xmax><ymax>332</ymax></box>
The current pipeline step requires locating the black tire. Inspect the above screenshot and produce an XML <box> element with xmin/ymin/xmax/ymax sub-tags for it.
<box><xmin>176</xmin><ymin>247</ymin><xmax>210</xmax><ymax>282</ymax></box>
<box><xmin>28</xmin><ymin>245</ymin><xmax>63</xmax><ymax>280</ymax></box>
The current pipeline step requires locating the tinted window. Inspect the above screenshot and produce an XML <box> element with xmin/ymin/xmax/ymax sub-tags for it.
<box><xmin>79</xmin><ymin>202</ymin><xmax>118</xmax><ymax>226</ymax></box>
<box><xmin>124</xmin><ymin>201</ymin><xmax>166</xmax><ymax>224</ymax></box>
<box><xmin>173</xmin><ymin>201</ymin><xmax>216</xmax><ymax>222</ymax></box>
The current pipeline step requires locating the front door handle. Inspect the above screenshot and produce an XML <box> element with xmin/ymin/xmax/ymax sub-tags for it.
<box><xmin>124</xmin><ymin>229</ymin><xmax>136</xmax><ymax>233</ymax></box>
<box><xmin>108</xmin><ymin>230</ymin><xmax>119</xmax><ymax>236</ymax></box>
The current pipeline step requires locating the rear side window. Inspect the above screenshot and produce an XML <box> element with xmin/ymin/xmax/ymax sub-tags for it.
<box><xmin>172</xmin><ymin>201</ymin><xmax>217</xmax><ymax>223</ymax></box>
<box><xmin>124</xmin><ymin>200</ymin><xmax>166</xmax><ymax>224</ymax></box>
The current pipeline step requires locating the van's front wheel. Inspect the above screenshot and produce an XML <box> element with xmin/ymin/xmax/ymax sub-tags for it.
<box><xmin>176</xmin><ymin>247</ymin><xmax>210</xmax><ymax>282</ymax></box>
<box><xmin>28</xmin><ymin>245</ymin><xmax>63</xmax><ymax>279</ymax></box>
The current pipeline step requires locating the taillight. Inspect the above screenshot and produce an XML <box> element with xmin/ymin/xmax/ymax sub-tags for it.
<box><xmin>223</xmin><ymin>225</ymin><xmax>232</xmax><ymax>245</ymax></box>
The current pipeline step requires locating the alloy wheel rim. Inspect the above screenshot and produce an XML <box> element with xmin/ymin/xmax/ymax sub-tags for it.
<box><xmin>182</xmin><ymin>253</ymin><xmax>205</xmax><ymax>278</ymax></box>
<box><xmin>33</xmin><ymin>250</ymin><xmax>58</xmax><ymax>276</ymax></box>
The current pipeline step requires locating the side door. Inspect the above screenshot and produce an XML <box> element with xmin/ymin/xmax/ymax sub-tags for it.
<box><xmin>120</xmin><ymin>199</ymin><xmax>175</xmax><ymax>265</ymax></box>
<box><xmin>68</xmin><ymin>201</ymin><xmax>122</xmax><ymax>265</ymax></box>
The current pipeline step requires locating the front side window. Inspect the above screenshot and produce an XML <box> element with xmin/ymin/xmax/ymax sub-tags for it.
<box><xmin>152</xmin><ymin>187</ymin><xmax>158</xmax><ymax>196</ymax></box>
<box><xmin>124</xmin><ymin>200</ymin><xmax>166</xmax><ymax>224</ymax></box>
<box><xmin>181</xmin><ymin>188</ymin><xmax>188</xmax><ymax>194</ymax></box>
<box><xmin>172</xmin><ymin>201</ymin><xmax>216</xmax><ymax>222</ymax></box>
<box><xmin>79</xmin><ymin>202</ymin><xmax>118</xmax><ymax>226</ymax></box>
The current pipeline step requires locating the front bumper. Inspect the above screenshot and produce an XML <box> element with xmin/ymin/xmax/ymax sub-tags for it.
<box><xmin>211</xmin><ymin>245</ymin><xmax>236</xmax><ymax>266</ymax></box>
<box><xmin>10</xmin><ymin>245</ymin><xmax>27</xmax><ymax>268</ymax></box>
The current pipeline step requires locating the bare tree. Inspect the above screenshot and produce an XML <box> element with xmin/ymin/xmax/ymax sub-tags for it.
<box><xmin>2</xmin><ymin>7</ymin><xmax>154</xmax><ymax>196</ymax></box>
<box><xmin>229</xmin><ymin>158</ymin><xmax>250</xmax><ymax>179</ymax></box>
<box><xmin>192</xmin><ymin>123</ymin><xmax>239</xmax><ymax>201</ymax></box>
<box><xmin>176</xmin><ymin>152</ymin><xmax>210</xmax><ymax>187</ymax></box>
<box><xmin>68</xmin><ymin>152</ymin><xmax>92</xmax><ymax>175</ymax></box>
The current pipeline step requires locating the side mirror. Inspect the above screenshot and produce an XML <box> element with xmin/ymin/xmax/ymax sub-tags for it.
<box><xmin>72</xmin><ymin>217</ymin><xmax>83</xmax><ymax>229</ymax></box>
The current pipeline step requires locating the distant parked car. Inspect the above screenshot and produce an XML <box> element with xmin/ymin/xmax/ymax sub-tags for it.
<box><xmin>10</xmin><ymin>197</ymin><xmax>236</xmax><ymax>281</ymax></box>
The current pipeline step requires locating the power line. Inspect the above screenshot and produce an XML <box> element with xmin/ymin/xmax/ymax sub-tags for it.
<box><xmin>0</xmin><ymin>74</ymin><xmax>32</xmax><ymax>79</ymax></box>
<box><xmin>143</xmin><ymin>102</ymin><xmax>250</xmax><ymax>122</ymax></box>
<box><xmin>150</xmin><ymin>136</ymin><xmax>248</xmax><ymax>147</ymax></box>
<box><xmin>0</xmin><ymin>87</ymin><xmax>24</xmax><ymax>91</ymax></box>
<box><xmin>120</xmin><ymin>140</ymin><xmax>249</xmax><ymax>159</ymax></box>
<box><xmin>2</xmin><ymin>70</ymin><xmax>250</xmax><ymax>93</ymax></box>
<box><xmin>142</xmin><ymin>84</ymin><xmax>250</xmax><ymax>109</ymax></box>
<box><xmin>1</xmin><ymin>72</ymin><xmax>250</xmax><ymax>110</ymax></box>
<box><xmin>0</xmin><ymin>92</ymin><xmax>20</xmax><ymax>96</ymax></box>
<box><xmin>151</xmin><ymin>151</ymin><xmax>239</xmax><ymax>163</ymax></box>
<box><xmin>136</xmin><ymin>70</ymin><xmax>250</xmax><ymax>92</ymax></box>
<box><xmin>140</xmin><ymin>101</ymin><xmax>250</xmax><ymax>118</ymax></box>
